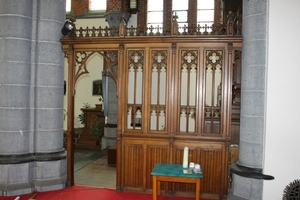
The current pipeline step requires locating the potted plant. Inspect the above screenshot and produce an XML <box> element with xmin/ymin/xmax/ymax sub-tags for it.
<box><xmin>77</xmin><ymin>102</ymin><xmax>91</xmax><ymax>125</ymax></box>
<box><xmin>89</xmin><ymin>119</ymin><xmax>103</xmax><ymax>146</ymax></box>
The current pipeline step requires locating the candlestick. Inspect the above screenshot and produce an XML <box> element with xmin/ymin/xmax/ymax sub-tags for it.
<box><xmin>183</xmin><ymin>147</ymin><xmax>189</xmax><ymax>168</ymax></box>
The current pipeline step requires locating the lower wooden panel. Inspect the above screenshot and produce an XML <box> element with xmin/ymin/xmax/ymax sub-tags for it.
<box><xmin>201</xmin><ymin>149</ymin><xmax>223</xmax><ymax>193</ymax></box>
<box><xmin>122</xmin><ymin>139</ymin><xmax>169</xmax><ymax>191</ymax></box>
<box><xmin>146</xmin><ymin>145</ymin><xmax>169</xmax><ymax>190</ymax></box>
<box><xmin>173</xmin><ymin>142</ymin><xmax>227</xmax><ymax>197</ymax></box>
<box><xmin>121</xmin><ymin>138</ymin><xmax>229</xmax><ymax>198</ymax></box>
<box><xmin>123</xmin><ymin>142</ymin><xmax>144</xmax><ymax>188</ymax></box>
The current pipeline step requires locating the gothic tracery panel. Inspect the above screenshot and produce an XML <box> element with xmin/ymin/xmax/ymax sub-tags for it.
<box><xmin>150</xmin><ymin>50</ymin><xmax>168</xmax><ymax>131</ymax></box>
<box><xmin>204</xmin><ymin>50</ymin><xmax>223</xmax><ymax>134</ymax></box>
<box><xmin>179</xmin><ymin>50</ymin><xmax>198</xmax><ymax>133</ymax></box>
<box><xmin>127</xmin><ymin>50</ymin><xmax>144</xmax><ymax>130</ymax></box>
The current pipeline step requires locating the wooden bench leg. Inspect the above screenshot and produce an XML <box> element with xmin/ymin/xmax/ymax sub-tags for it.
<box><xmin>152</xmin><ymin>176</ymin><xmax>157</xmax><ymax>200</ymax></box>
<box><xmin>195</xmin><ymin>178</ymin><xmax>200</xmax><ymax>200</ymax></box>
<box><xmin>157</xmin><ymin>180</ymin><xmax>161</xmax><ymax>195</ymax></box>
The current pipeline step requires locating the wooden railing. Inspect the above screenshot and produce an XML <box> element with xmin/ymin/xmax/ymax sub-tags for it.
<box><xmin>66</xmin><ymin>10</ymin><xmax>242</xmax><ymax>39</ymax></box>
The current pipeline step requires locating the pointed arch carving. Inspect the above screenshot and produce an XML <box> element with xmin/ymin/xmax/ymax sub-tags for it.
<box><xmin>73</xmin><ymin>50</ymin><xmax>118</xmax><ymax>85</ymax></box>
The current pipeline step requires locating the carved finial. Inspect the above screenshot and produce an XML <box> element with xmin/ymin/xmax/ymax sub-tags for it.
<box><xmin>172</xmin><ymin>11</ymin><xmax>178</xmax><ymax>22</ymax></box>
<box><xmin>120</xmin><ymin>14</ymin><xmax>127</xmax><ymax>25</ymax></box>
<box><xmin>119</xmin><ymin>14</ymin><xmax>127</xmax><ymax>37</ymax></box>
<box><xmin>226</xmin><ymin>11</ymin><xmax>234</xmax><ymax>35</ymax></box>
<box><xmin>68</xmin><ymin>15</ymin><xmax>76</xmax><ymax>23</ymax></box>
<box><xmin>172</xmin><ymin>11</ymin><xmax>179</xmax><ymax>35</ymax></box>
<box><xmin>227</xmin><ymin>11</ymin><xmax>234</xmax><ymax>22</ymax></box>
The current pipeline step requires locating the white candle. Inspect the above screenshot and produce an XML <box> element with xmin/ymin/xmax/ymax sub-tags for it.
<box><xmin>183</xmin><ymin>147</ymin><xmax>189</xmax><ymax>168</ymax></box>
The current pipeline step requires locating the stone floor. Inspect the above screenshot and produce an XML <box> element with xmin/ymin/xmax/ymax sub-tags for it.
<box><xmin>74</xmin><ymin>148</ymin><xmax>116</xmax><ymax>189</ymax></box>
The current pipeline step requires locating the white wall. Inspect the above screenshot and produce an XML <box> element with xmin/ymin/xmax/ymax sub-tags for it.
<box><xmin>74</xmin><ymin>18</ymin><xmax>108</xmax><ymax>29</ymax></box>
<box><xmin>263</xmin><ymin>0</ymin><xmax>300</xmax><ymax>199</ymax></box>
<box><xmin>64</xmin><ymin>53</ymin><xmax>104</xmax><ymax>129</ymax></box>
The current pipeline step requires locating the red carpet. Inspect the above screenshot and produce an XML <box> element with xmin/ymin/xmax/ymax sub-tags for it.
<box><xmin>0</xmin><ymin>185</ymin><xmax>209</xmax><ymax>200</ymax></box>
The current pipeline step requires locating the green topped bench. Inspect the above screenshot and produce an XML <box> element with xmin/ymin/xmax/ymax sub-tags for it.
<box><xmin>151</xmin><ymin>163</ymin><xmax>202</xmax><ymax>200</ymax></box>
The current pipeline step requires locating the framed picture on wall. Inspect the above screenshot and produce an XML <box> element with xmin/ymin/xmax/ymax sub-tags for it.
<box><xmin>92</xmin><ymin>80</ymin><xmax>102</xmax><ymax>95</ymax></box>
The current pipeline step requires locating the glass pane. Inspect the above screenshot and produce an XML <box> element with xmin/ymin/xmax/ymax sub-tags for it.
<box><xmin>173</xmin><ymin>0</ymin><xmax>188</xmax><ymax>10</ymax></box>
<box><xmin>158</xmin><ymin>109</ymin><xmax>165</xmax><ymax>130</ymax></box>
<box><xmin>148</xmin><ymin>0</ymin><xmax>163</xmax><ymax>27</ymax></box>
<box><xmin>151</xmin><ymin>67</ymin><xmax>158</xmax><ymax>105</ymax></box>
<box><xmin>159</xmin><ymin>67</ymin><xmax>167</xmax><ymax>105</ymax></box>
<box><xmin>66</xmin><ymin>0</ymin><xmax>71</xmax><ymax>12</ymax></box>
<box><xmin>136</xmin><ymin>66</ymin><xmax>143</xmax><ymax>104</ymax></box>
<box><xmin>198</xmin><ymin>0</ymin><xmax>214</xmax><ymax>9</ymax></box>
<box><xmin>189</xmin><ymin>65</ymin><xmax>197</xmax><ymax>106</ymax></box>
<box><xmin>128</xmin><ymin>66</ymin><xmax>135</xmax><ymax>104</ymax></box>
<box><xmin>148</xmin><ymin>3</ymin><xmax>163</xmax><ymax>11</ymax></box>
<box><xmin>130</xmin><ymin>0</ymin><xmax>137</xmax><ymax>9</ymax></box>
<box><xmin>181</xmin><ymin>66</ymin><xmax>188</xmax><ymax>106</ymax></box>
<box><xmin>205</xmin><ymin>65</ymin><xmax>213</xmax><ymax>106</ymax></box>
<box><xmin>197</xmin><ymin>0</ymin><xmax>214</xmax><ymax>25</ymax></box>
<box><xmin>89</xmin><ymin>0</ymin><xmax>106</xmax><ymax>10</ymax></box>
<box><xmin>176</xmin><ymin>11</ymin><xmax>188</xmax><ymax>23</ymax></box>
<box><xmin>148</xmin><ymin>12</ymin><xmax>163</xmax><ymax>24</ymax></box>
<box><xmin>197</xmin><ymin>10</ymin><xmax>214</xmax><ymax>22</ymax></box>
<box><xmin>150</xmin><ymin>108</ymin><xmax>157</xmax><ymax>130</ymax></box>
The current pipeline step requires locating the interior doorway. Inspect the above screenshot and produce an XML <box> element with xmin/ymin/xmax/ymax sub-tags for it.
<box><xmin>63</xmin><ymin>50</ymin><xmax>119</xmax><ymax>187</ymax></box>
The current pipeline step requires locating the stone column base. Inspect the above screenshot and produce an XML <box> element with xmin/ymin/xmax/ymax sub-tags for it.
<box><xmin>102</xmin><ymin>124</ymin><xmax>117</xmax><ymax>149</ymax></box>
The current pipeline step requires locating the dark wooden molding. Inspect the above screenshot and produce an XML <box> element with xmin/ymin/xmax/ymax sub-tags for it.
<box><xmin>0</xmin><ymin>150</ymin><xmax>67</xmax><ymax>164</ymax></box>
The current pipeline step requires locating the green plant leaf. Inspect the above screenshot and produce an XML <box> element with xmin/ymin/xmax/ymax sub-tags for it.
<box><xmin>77</xmin><ymin>103</ymin><xmax>91</xmax><ymax>124</ymax></box>
<box><xmin>90</xmin><ymin>119</ymin><xmax>103</xmax><ymax>139</ymax></box>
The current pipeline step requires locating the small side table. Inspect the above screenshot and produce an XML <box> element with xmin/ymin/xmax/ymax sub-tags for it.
<box><xmin>151</xmin><ymin>163</ymin><xmax>202</xmax><ymax>200</ymax></box>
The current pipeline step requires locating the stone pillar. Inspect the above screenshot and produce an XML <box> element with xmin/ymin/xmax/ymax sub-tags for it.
<box><xmin>0</xmin><ymin>0</ymin><xmax>67</xmax><ymax>196</ymax></box>
<box><xmin>101</xmin><ymin>14</ymin><xmax>126</xmax><ymax>149</ymax></box>
<box><xmin>228</xmin><ymin>0</ymin><xmax>274</xmax><ymax>199</ymax></box>
<box><xmin>102</xmin><ymin>77</ymin><xmax>117</xmax><ymax>149</ymax></box>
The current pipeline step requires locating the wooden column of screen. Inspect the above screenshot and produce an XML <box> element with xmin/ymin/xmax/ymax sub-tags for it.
<box><xmin>66</xmin><ymin>44</ymin><xmax>75</xmax><ymax>186</ymax></box>
<box><xmin>117</xmin><ymin>44</ymin><xmax>125</xmax><ymax>192</ymax></box>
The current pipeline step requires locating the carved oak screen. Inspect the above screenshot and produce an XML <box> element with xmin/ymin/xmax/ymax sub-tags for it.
<box><xmin>126</xmin><ymin>48</ymin><xmax>224</xmax><ymax>135</ymax></box>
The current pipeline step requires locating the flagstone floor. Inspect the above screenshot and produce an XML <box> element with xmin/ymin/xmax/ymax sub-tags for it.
<box><xmin>74</xmin><ymin>148</ymin><xmax>116</xmax><ymax>189</ymax></box>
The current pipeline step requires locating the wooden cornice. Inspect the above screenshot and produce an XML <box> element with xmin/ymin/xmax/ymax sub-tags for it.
<box><xmin>61</xmin><ymin>36</ymin><xmax>242</xmax><ymax>48</ymax></box>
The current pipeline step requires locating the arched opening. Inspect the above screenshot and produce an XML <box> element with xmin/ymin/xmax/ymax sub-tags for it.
<box><xmin>63</xmin><ymin>49</ymin><xmax>119</xmax><ymax>187</ymax></box>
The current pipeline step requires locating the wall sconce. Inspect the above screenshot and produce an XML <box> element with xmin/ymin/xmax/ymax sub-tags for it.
<box><xmin>61</xmin><ymin>20</ymin><xmax>75</xmax><ymax>36</ymax></box>
<box><xmin>129</xmin><ymin>0</ymin><xmax>138</xmax><ymax>11</ymax></box>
